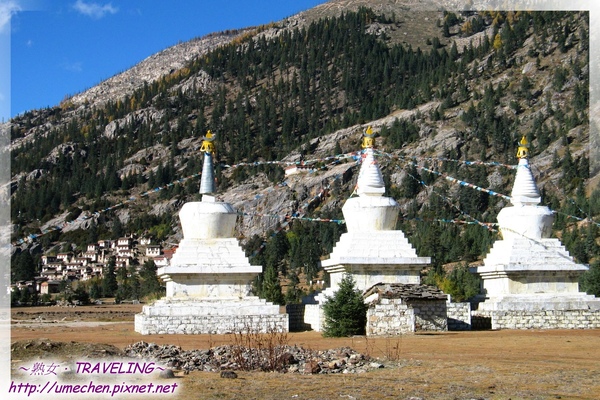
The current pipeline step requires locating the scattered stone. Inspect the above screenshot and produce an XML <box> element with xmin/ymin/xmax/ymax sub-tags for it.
<box><xmin>278</xmin><ymin>352</ymin><xmax>296</xmax><ymax>365</ymax></box>
<box><xmin>220</xmin><ymin>370</ymin><xmax>238</xmax><ymax>379</ymax></box>
<box><xmin>303</xmin><ymin>360</ymin><xmax>321</xmax><ymax>374</ymax></box>
<box><xmin>124</xmin><ymin>341</ymin><xmax>385</xmax><ymax>375</ymax></box>
<box><xmin>159</xmin><ymin>368</ymin><xmax>175</xmax><ymax>379</ymax></box>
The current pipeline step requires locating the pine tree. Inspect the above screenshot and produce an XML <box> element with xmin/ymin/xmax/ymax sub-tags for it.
<box><xmin>73</xmin><ymin>286</ymin><xmax>90</xmax><ymax>305</ymax></box>
<box><xmin>261</xmin><ymin>265</ymin><xmax>284</xmax><ymax>305</ymax></box>
<box><xmin>580</xmin><ymin>260</ymin><xmax>600</xmax><ymax>296</ymax></box>
<box><xmin>139</xmin><ymin>260</ymin><xmax>163</xmax><ymax>299</ymax></box>
<box><xmin>11</xmin><ymin>250</ymin><xmax>36</xmax><ymax>282</ymax></box>
<box><xmin>322</xmin><ymin>274</ymin><xmax>368</xmax><ymax>337</ymax></box>
<box><xmin>111</xmin><ymin>218</ymin><xmax>123</xmax><ymax>239</ymax></box>
<box><xmin>89</xmin><ymin>279</ymin><xmax>102</xmax><ymax>300</ymax></box>
<box><xmin>444</xmin><ymin>263</ymin><xmax>481</xmax><ymax>302</ymax></box>
<box><xmin>102</xmin><ymin>257</ymin><xmax>118</xmax><ymax>298</ymax></box>
<box><xmin>285</xmin><ymin>271</ymin><xmax>304</xmax><ymax>304</ymax></box>
<box><xmin>401</xmin><ymin>164</ymin><xmax>420</xmax><ymax>198</ymax></box>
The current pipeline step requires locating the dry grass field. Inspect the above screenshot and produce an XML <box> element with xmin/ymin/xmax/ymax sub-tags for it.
<box><xmin>10</xmin><ymin>304</ymin><xmax>600</xmax><ymax>399</ymax></box>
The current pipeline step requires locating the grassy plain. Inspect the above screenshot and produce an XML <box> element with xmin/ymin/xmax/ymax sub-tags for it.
<box><xmin>10</xmin><ymin>304</ymin><xmax>600</xmax><ymax>399</ymax></box>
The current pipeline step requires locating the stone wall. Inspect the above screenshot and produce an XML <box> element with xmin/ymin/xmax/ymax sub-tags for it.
<box><xmin>367</xmin><ymin>298</ymin><xmax>413</xmax><ymax>336</ymax></box>
<box><xmin>488</xmin><ymin>309</ymin><xmax>600</xmax><ymax>330</ymax></box>
<box><xmin>286</xmin><ymin>304</ymin><xmax>312</xmax><ymax>332</ymax></box>
<box><xmin>134</xmin><ymin>313</ymin><xmax>288</xmax><ymax>335</ymax></box>
<box><xmin>447</xmin><ymin>302</ymin><xmax>472</xmax><ymax>331</ymax></box>
<box><xmin>411</xmin><ymin>300</ymin><xmax>448</xmax><ymax>331</ymax></box>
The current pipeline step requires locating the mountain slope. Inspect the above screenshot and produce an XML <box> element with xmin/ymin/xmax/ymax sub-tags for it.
<box><xmin>9</xmin><ymin>2</ymin><xmax>596</xmax><ymax>282</ymax></box>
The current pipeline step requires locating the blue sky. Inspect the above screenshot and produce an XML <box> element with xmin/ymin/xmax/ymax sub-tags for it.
<box><xmin>2</xmin><ymin>0</ymin><xmax>326</xmax><ymax>121</ymax></box>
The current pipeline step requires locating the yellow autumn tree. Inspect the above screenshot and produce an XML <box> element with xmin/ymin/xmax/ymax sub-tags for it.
<box><xmin>492</xmin><ymin>13</ymin><xmax>504</xmax><ymax>27</ymax></box>
<box><xmin>461</xmin><ymin>20</ymin><xmax>473</xmax><ymax>36</ymax></box>
<box><xmin>493</xmin><ymin>33</ymin><xmax>503</xmax><ymax>50</ymax></box>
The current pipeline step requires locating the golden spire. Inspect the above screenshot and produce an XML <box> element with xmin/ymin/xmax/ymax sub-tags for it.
<box><xmin>361</xmin><ymin>126</ymin><xmax>375</xmax><ymax>149</ymax></box>
<box><xmin>200</xmin><ymin>130</ymin><xmax>216</xmax><ymax>154</ymax></box>
<box><xmin>516</xmin><ymin>135</ymin><xmax>529</xmax><ymax>159</ymax></box>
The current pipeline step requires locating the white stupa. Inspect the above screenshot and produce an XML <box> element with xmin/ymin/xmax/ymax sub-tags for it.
<box><xmin>135</xmin><ymin>131</ymin><xmax>288</xmax><ymax>334</ymax></box>
<box><xmin>304</xmin><ymin>127</ymin><xmax>430</xmax><ymax>331</ymax></box>
<box><xmin>474</xmin><ymin>136</ymin><xmax>599</xmax><ymax>329</ymax></box>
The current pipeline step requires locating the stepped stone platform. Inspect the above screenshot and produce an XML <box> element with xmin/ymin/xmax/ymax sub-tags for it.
<box><xmin>135</xmin><ymin>299</ymin><xmax>287</xmax><ymax>335</ymax></box>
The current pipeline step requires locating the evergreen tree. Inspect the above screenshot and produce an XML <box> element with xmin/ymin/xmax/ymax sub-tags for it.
<box><xmin>115</xmin><ymin>267</ymin><xmax>131</xmax><ymax>302</ymax></box>
<box><xmin>441</xmin><ymin>263</ymin><xmax>481</xmax><ymax>302</ymax></box>
<box><xmin>11</xmin><ymin>250</ymin><xmax>36</xmax><ymax>282</ymax></box>
<box><xmin>129</xmin><ymin>266</ymin><xmax>141</xmax><ymax>300</ymax></box>
<box><xmin>580</xmin><ymin>260</ymin><xmax>600</xmax><ymax>296</ymax></box>
<box><xmin>401</xmin><ymin>164</ymin><xmax>420</xmax><ymax>198</ymax></box>
<box><xmin>265</xmin><ymin>230</ymin><xmax>289</xmax><ymax>275</ymax></box>
<box><xmin>19</xmin><ymin>287</ymin><xmax>32</xmax><ymax>305</ymax></box>
<box><xmin>284</xmin><ymin>271</ymin><xmax>304</xmax><ymax>304</ymax></box>
<box><xmin>261</xmin><ymin>265</ymin><xmax>284</xmax><ymax>305</ymax></box>
<box><xmin>89</xmin><ymin>279</ymin><xmax>102</xmax><ymax>300</ymax></box>
<box><xmin>11</xmin><ymin>288</ymin><xmax>22</xmax><ymax>306</ymax></box>
<box><xmin>322</xmin><ymin>274</ymin><xmax>368</xmax><ymax>337</ymax></box>
<box><xmin>102</xmin><ymin>257</ymin><xmax>118</xmax><ymax>297</ymax></box>
<box><xmin>111</xmin><ymin>218</ymin><xmax>124</xmax><ymax>239</ymax></box>
<box><xmin>139</xmin><ymin>260</ymin><xmax>163</xmax><ymax>299</ymax></box>
<box><xmin>73</xmin><ymin>286</ymin><xmax>90</xmax><ymax>305</ymax></box>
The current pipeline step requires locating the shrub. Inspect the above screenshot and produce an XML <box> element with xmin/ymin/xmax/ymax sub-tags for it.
<box><xmin>322</xmin><ymin>274</ymin><xmax>368</xmax><ymax>337</ymax></box>
<box><xmin>437</xmin><ymin>263</ymin><xmax>480</xmax><ymax>302</ymax></box>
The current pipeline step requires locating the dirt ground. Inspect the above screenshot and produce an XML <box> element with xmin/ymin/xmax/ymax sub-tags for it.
<box><xmin>10</xmin><ymin>304</ymin><xmax>600</xmax><ymax>399</ymax></box>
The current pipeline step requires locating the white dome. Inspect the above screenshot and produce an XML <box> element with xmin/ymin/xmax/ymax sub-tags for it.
<box><xmin>179</xmin><ymin>196</ymin><xmax>237</xmax><ymax>239</ymax></box>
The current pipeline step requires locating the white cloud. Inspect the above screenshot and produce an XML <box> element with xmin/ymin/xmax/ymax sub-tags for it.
<box><xmin>72</xmin><ymin>0</ymin><xmax>117</xmax><ymax>19</ymax></box>
<box><xmin>26</xmin><ymin>39</ymin><xmax>32</xmax><ymax>47</ymax></box>
<box><xmin>0</xmin><ymin>1</ymin><xmax>21</xmax><ymax>33</ymax></box>
<box><xmin>61</xmin><ymin>60</ymin><xmax>83</xmax><ymax>72</ymax></box>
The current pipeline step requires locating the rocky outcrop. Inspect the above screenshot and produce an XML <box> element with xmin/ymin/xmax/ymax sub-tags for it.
<box><xmin>44</xmin><ymin>142</ymin><xmax>87</xmax><ymax>164</ymax></box>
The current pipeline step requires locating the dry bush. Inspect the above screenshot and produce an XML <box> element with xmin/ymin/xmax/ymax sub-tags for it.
<box><xmin>229</xmin><ymin>321</ymin><xmax>290</xmax><ymax>372</ymax></box>
<box><xmin>360</xmin><ymin>335</ymin><xmax>402</xmax><ymax>361</ymax></box>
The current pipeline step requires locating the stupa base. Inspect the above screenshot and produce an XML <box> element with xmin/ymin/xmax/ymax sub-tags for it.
<box><xmin>135</xmin><ymin>298</ymin><xmax>288</xmax><ymax>335</ymax></box>
<box><xmin>472</xmin><ymin>294</ymin><xmax>600</xmax><ymax>330</ymax></box>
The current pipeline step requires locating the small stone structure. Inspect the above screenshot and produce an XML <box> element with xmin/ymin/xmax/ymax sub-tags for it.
<box><xmin>473</xmin><ymin>137</ymin><xmax>600</xmax><ymax>329</ymax></box>
<box><xmin>364</xmin><ymin>283</ymin><xmax>448</xmax><ymax>335</ymax></box>
<box><xmin>305</xmin><ymin>128</ymin><xmax>430</xmax><ymax>332</ymax></box>
<box><xmin>135</xmin><ymin>132</ymin><xmax>287</xmax><ymax>334</ymax></box>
